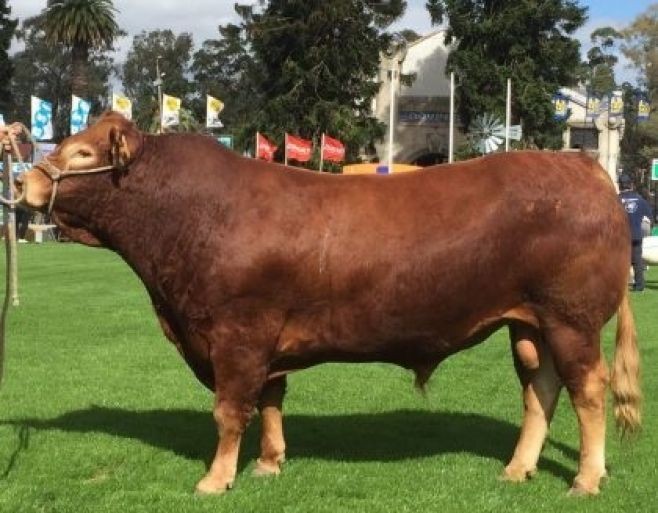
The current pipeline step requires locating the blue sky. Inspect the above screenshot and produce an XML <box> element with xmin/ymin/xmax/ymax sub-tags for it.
<box><xmin>11</xmin><ymin>0</ymin><xmax>657</xmax><ymax>84</ymax></box>
<box><xmin>391</xmin><ymin>0</ymin><xmax>656</xmax><ymax>84</ymax></box>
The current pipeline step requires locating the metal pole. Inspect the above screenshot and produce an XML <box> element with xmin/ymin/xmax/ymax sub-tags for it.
<box><xmin>388</xmin><ymin>66</ymin><xmax>396</xmax><ymax>173</ymax></box>
<box><xmin>607</xmin><ymin>93</ymin><xmax>611</xmax><ymax>176</ymax></box>
<box><xmin>319</xmin><ymin>134</ymin><xmax>324</xmax><ymax>172</ymax></box>
<box><xmin>156</xmin><ymin>56</ymin><xmax>163</xmax><ymax>134</ymax></box>
<box><xmin>284</xmin><ymin>133</ymin><xmax>288</xmax><ymax>166</ymax></box>
<box><xmin>449</xmin><ymin>71</ymin><xmax>455</xmax><ymax>163</ymax></box>
<box><xmin>505</xmin><ymin>78</ymin><xmax>511</xmax><ymax>152</ymax></box>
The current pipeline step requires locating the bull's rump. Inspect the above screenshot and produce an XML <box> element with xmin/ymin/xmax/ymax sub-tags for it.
<box><xmin>234</xmin><ymin>151</ymin><xmax>629</xmax><ymax>369</ymax></box>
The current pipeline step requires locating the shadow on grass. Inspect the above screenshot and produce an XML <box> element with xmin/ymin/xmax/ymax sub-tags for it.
<box><xmin>0</xmin><ymin>407</ymin><xmax>576</xmax><ymax>483</ymax></box>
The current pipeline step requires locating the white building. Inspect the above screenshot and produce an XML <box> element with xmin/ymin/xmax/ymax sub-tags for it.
<box><xmin>374</xmin><ymin>31</ymin><xmax>464</xmax><ymax>166</ymax></box>
<box><xmin>373</xmin><ymin>32</ymin><xmax>623</xmax><ymax>180</ymax></box>
<box><xmin>558</xmin><ymin>87</ymin><xmax>624</xmax><ymax>184</ymax></box>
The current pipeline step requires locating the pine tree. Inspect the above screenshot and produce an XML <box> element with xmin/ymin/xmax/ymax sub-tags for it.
<box><xmin>426</xmin><ymin>0</ymin><xmax>586</xmax><ymax>149</ymax></box>
<box><xmin>0</xmin><ymin>0</ymin><xmax>18</xmax><ymax>117</ymax></box>
<box><xmin>193</xmin><ymin>0</ymin><xmax>407</xmax><ymax>163</ymax></box>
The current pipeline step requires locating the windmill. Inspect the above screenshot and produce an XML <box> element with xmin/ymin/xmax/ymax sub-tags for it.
<box><xmin>469</xmin><ymin>113</ymin><xmax>523</xmax><ymax>154</ymax></box>
<box><xmin>470</xmin><ymin>113</ymin><xmax>505</xmax><ymax>154</ymax></box>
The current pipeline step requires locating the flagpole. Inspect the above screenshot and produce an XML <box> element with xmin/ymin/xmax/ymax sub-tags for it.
<box><xmin>449</xmin><ymin>71</ymin><xmax>455</xmax><ymax>164</ymax></box>
<box><xmin>284</xmin><ymin>134</ymin><xmax>288</xmax><ymax>166</ymax></box>
<box><xmin>319</xmin><ymin>134</ymin><xmax>324</xmax><ymax>172</ymax></box>
<box><xmin>505</xmin><ymin>78</ymin><xmax>511</xmax><ymax>152</ymax></box>
<box><xmin>255</xmin><ymin>131</ymin><xmax>259</xmax><ymax>160</ymax></box>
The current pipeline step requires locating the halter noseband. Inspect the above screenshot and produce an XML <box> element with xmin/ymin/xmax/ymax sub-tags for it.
<box><xmin>33</xmin><ymin>157</ymin><xmax>116</xmax><ymax>214</ymax></box>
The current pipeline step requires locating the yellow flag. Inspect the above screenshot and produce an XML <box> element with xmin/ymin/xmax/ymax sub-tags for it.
<box><xmin>112</xmin><ymin>93</ymin><xmax>132</xmax><ymax>120</ymax></box>
<box><xmin>207</xmin><ymin>95</ymin><xmax>225</xmax><ymax>128</ymax></box>
<box><xmin>162</xmin><ymin>94</ymin><xmax>182</xmax><ymax>127</ymax></box>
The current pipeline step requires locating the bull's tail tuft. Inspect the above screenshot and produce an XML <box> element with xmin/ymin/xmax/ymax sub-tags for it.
<box><xmin>611</xmin><ymin>288</ymin><xmax>642</xmax><ymax>437</ymax></box>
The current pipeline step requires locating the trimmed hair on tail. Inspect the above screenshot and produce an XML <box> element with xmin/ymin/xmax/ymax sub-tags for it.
<box><xmin>611</xmin><ymin>287</ymin><xmax>642</xmax><ymax>436</ymax></box>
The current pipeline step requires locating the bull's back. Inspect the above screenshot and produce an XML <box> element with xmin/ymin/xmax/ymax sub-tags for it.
<box><xmin>233</xmin><ymin>151</ymin><xmax>628</xmax><ymax>359</ymax></box>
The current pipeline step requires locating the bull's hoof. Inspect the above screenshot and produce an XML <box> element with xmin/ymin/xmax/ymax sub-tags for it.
<box><xmin>252</xmin><ymin>458</ymin><xmax>282</xmax><ymax>477</ymax></box>
<box><xmin>568</xmin><ymin>479</ymin><xmax>600</xmax><ymax>497</ymax></box>
<box><xmin>500</xmin><ymin>464</ymin><xmax>536</xmax><ymax>483</ymax></box>
<box><xmin>195</xmin><ymin>475</ymin><xmax>233</xmax><ymax>495</ymax></box>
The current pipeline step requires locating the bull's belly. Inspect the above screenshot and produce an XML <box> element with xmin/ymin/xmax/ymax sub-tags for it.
<box><xmin>268</xmin><ymin>309</ymin><xmax>509</xmax><ymax>378</ymax></box>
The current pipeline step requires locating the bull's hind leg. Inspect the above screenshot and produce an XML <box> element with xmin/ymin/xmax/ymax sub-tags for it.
<box><xmin>503</xmin><ymin>323</ymin><xmax>561</xmax><ymax>482</ymax></box>
<box><xmin>544</xmin><ymin>324</ymin><xmax>608</xmax><ymax>495</ymax></box>
<box><xmin>253</xmin><ymin>376</ymin><xmax>287</xmax><ymax>477</ymax></box>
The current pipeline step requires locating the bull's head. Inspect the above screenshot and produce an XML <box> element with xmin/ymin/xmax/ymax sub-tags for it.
<box><xmin>16</xmin><ymin>111</ymin><xmax>142</xmax><ymax>212</ymax></box>
<box><xmin>15</xmin><ymin>112</ymin><xmax>143</xmax><ymax>246</ymax></box>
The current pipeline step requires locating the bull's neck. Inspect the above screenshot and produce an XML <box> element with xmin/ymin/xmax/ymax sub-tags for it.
<box><xmin>57</xmin><ymin>134</ymin><xmax>236</xmax><ymax>290</ymax></box>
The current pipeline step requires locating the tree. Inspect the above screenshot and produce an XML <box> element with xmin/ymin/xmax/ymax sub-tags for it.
<box><xmin>42</xmin><ymin>0</ymin><xmax>119</xmax><ymax>97</ymax></box>
<box><xmin>426</xmin><ymin>0</ymin><xmax>586</xmax><ymax>149</ymax></box>
<box><xmin>9</xmin><ymin>15</ymin><xmax>114</xmax><ymax>140</ymax></box>
<box><xmin>121</xmin><ymin>29</ymin><xmax>195</xmax><ymax>131</ymax></box>
<box><xmin>581</xmin><ymin>27</ymin><xmax>623</xmax><ymax>96</ymax></box>
<box><xmin>621</xmin><ymin>4</ymin><xmax>658</xmax><ymax>181</ymax></box>
<box><xmin>191</xmin><ymin>22</ymin><xmax>263</xmax><ymax>142</ymax></box>
<box><xmin>0</xmin><ymin>0</ymin><xmax>18</xmax><ymax>117</ymax></box>
<box><xmin>193</xmin><ymin>0</ymin><xmax>407</xmax><ymax>164</ymax></box>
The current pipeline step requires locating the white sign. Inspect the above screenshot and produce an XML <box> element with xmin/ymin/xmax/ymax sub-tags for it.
<box><xmin>508</xmin><ymin>125</ymin><xmax>522</xmax><ymax>141</ymax></box>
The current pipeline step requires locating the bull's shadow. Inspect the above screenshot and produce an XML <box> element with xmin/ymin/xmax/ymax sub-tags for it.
<box><xmin>0</xmin><ymin>407</ymin><xmax>577</xmax><ymax>482</ymax></box>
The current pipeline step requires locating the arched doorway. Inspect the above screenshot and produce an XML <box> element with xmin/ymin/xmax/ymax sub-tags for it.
<box><xmin>411</xmin><ymin>152</ymin><xmax>446</xmax><ymax>167</ymax></box>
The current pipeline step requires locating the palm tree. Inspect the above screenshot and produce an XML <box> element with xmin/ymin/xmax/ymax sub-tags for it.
<box><xmin>43</xmin><ymin>0</ymin><xmax>119</xmax><ymax>97</ymax></box>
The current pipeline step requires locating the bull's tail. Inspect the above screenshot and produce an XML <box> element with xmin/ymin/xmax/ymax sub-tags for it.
<box><xmin>611</xmin><ymin>287</ymin><xmax>642</xmax><ymax>436</ymax></box>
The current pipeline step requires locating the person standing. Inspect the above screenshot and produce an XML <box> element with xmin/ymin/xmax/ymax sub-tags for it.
<box><xmin>619</xmin><ymin>173</ymin><xmax>653</xmax><ymax>291</ymax></box>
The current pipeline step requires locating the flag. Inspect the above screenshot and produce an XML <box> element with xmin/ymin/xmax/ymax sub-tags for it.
<box><xmin>206</xmin><ymin>95</ymin><xmax>225</xmax><ymax>128</ymax></box>
<box><xmin>585</xmin><ymin>93</ymin><xmax>601</xmax><ymax>120</ymax></box>
<box><xmin>285</xmin><ymin>133</ymin><xmax>312</xmax><ymax>163</ymax></box>
<box><xmin>112</xmin><ymin>93</ymin><xmax>132</xmax><ymax>120</ymax></box>
<box><xmin>71</xmin><ymin>95</ymin><xmax>91</xmax><ymax>135</ymax></box>
<box><xmin>552</xmin><ymin>93</ymin><xmax>568</xmax><ymax>121</ymax></box>
<box><xmin>31</xmin><ymin>96</ymin><xmax>53</xmax><ymax>141</ymax></box>
<box><xmin>321</xmin><ymin>134</ymin><xmax>345</xmax><ymax>162</ymax></box>
<box><xmin>637</xmin><ymin>93</ymin><xmax>650</xmax><ymax>122</ymax></box>
<box><xmin>609</xmin><ymin>91</ymin><xmax>624</xmax><ymax>117</ymax></box>
<box><xmin>256</xmin><ymin>132</ymin><xmax>277</xmax><ymax>161</ymax></box>
<box><xmin>162</xmin><ymin>94</ymin><xmax>182</xmax><ymax>127</ymax></box>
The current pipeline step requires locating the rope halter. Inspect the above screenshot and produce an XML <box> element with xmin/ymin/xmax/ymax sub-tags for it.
<box><xmin>33</xmin><ymin>157</ymin><xmax>116</xmax><ymax>214</ymax></box>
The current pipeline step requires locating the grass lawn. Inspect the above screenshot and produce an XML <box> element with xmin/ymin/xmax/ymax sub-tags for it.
<box><xmin>0</xmin><ymin>243</ymin><xmax>656</xmax><ymax>513</ymax></box>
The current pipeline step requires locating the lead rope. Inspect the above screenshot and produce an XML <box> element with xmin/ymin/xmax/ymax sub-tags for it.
<box><xmin>0</xmin><ymin>126</ymin><xmax>23</xmax><ymax>387</ymax></box>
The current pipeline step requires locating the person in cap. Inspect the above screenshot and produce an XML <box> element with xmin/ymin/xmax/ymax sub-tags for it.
<box><xmin>618</xmin><ymin>173</ymin><xmax>653</xmax><ymax>291</ymax></box>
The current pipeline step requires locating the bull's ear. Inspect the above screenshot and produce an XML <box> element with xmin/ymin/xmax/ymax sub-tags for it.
<box><xmin>109</xmin><ymin>125</ymin><xmax>141</xmax><ymax>170</ymax></box>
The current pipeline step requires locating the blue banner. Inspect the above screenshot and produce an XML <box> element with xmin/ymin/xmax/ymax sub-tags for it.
<box><xmin>552</xmin><ymin>93</ymin><xmax>569</xmax><ymax>121</ymax></box>
<box><xmin>585</xmin><ymin>93</ymin><xmax>601</xmax><ymax>120</ymax></box>
<box><xmin>31</xmin><ymin>96</ymin><xmax>53</xmax><ymax>141</ymax></box>
<box><xmin>637</xmin><ymin>93</ymin><xmax>650</xmax><ymax>122</ymax></box>
<box><xmin>71</xmin><ymin>95</ymin><xmax>91</xmax><ymax>135</ymax></box>
<box><xmin>609</xmin><ymin>91</ymin><xmax>624</xmax><ymax>117</ymax></box>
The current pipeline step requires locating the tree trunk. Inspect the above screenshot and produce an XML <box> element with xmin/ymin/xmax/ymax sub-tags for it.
<box><xmin>71</xmin><ymin>43</ymin><xmax>89</xmax><ymax>98</ymax></box>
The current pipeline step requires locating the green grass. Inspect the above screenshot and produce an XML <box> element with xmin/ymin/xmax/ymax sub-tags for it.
<box><xmin>0</xmin><ymin>243</ymin><xmax>656</xmax><ymax>513</ymax></box>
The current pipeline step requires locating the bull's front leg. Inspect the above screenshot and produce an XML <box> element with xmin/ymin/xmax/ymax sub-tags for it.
<box><xmin>253</xmin><ymin>376</ymin><xmax>287</xmax><ymax>476</ymax></box>
<box><xmin>195</xmin><ymin>398</ymin><xmax>255</xmax><ymax>494</ymax></box>
<box><xmin>195</xmin><ymin>340</ymin><xmax>271</xmax><ymax>494</ymax></box>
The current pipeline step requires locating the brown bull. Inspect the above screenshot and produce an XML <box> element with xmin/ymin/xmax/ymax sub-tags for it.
<box><xmin>16</xmin><ymin>112</ymin><xmax>640</xmax><ymax>495</ymax></box>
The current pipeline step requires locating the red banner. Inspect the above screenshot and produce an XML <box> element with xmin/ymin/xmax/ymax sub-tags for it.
<box><xmin>256</xmin><ymin>132</ymin><xmax>277</xmax><ymax>161</ymax></box>
<box><xmin>285</xmin><ymin>134</ymin><xmax>313</xmax><ymax>162</ymax></box>
<box><xmin>321</xmin><ymin>134</ymin><xmax>345</xmax><ymax>162</ymax></box>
